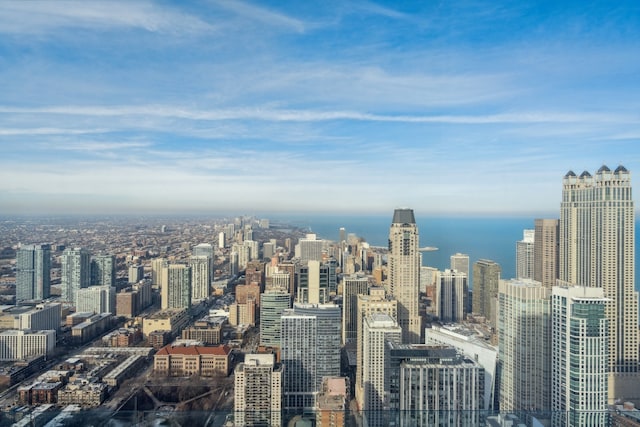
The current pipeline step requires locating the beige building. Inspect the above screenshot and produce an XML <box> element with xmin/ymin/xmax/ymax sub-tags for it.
<box><xmin>142</xmin><ymin>308</ymin><xmax>189</xmax><ymax>337</ymax></box>
<box><xmin>387</xmin><ymin>208</ymin><xmax>421</xmax><ymax>344</ymax></box>
<box><xmin>153</xmin><ymin>344</ymin><xmax>231</xmax><ymax>377</ymax></box>
<box><xmin>234</xmin><ymin>353</ymin><xmax>282</xmax><ymax>427</ymax></box>
<box><xmin>472</xmin><ymin>259</ymin><xmax>501</xmax><ymax>329</ymax></box>
<box><xmin>560</xmin><ymin>166</ymin><xmax>639</xmax><ymax>402</ymax></box>
<box><xmin>534</xmin><ymin>218</ymin><xmax>559</xmax><ymax>288</ymax></box>
<box><xmin>316</xmin><ymin>376</ymin><xmax>348</xmax><ymax>427</ymax></box>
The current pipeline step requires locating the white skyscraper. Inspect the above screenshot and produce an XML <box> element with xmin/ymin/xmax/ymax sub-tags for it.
<box><xmin>296</xmin><ymin>234</ymin><xmax>324</xmax><ymax>263</ymax></box>
<box><xmin>516</xmin><ymin>229</ymin><xmax>535</xmax><ymax>279</ymax></box>
<box><xmin>450</xmin><ymin>252</ymin><xmax>469</xmax><ymax>277</ymax></box>
<box><xmin>560</xmin><ymin>166</ymin><xmax>639</xmax><ymax>401</ymax></box>
<box><xmin>552</xmin><ymin>284</ymin><xmax>608</xmax><ymax>427</ymax></box>
<box><xmin>387</xmin><ymin>208</ymin><xmax>422</xmax><ymax>343</ymax></box>
<box><xmin>189</xmin><ymin>256</ymin><xmax>210</xmax><ymax>302</ymax></box>
<box><xmin>75</xmin><ymin>285</ymin><xmax>116</xmax><ymax>315</ymax></box>
<box><xmin>497</xmin><ymin>278</ymin><xmax>551</xmax><ymax>413</ymax></box>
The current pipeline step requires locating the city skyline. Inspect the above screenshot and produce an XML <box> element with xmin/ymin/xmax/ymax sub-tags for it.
<box><xmin>1</xmin><ymin>1</ymin><xmax>639</xmax><ymax>215</ymax></box>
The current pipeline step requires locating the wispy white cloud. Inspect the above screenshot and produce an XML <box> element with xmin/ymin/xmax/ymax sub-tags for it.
<box><xmin>213</xmin><ymin>0</ymin><xmax>306</xmax><ymax>33</ymax></box>
<box><xmin>0</xmin><ymin>128</ymin><xmax>109</xmax><ymax>136</ymax></box>
<box><xmin>0</xmin><ymin>1</ymin><xmax>214</xmax><ymax>34</ymax></box>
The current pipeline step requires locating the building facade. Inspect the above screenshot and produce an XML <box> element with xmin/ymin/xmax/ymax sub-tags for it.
<box><xmin>341</xmin><ymin>274</ymin><xmax>369</xmax><ymax>344</ymax></box>
<box><xmin>436</xmin><ymin>269</ymin><xmax>467</xmax><ymax>323</ymax></box>
<box><xmin>16</xmin><ymin>244</ymin><xmax>51</xmax><ymax>302</ymax></box>
<box><xmin>472</xmin><ymin>259</ymin><xmax>501</xmax><ymax>328</ymax></box>
<box><xmin>61</xmin><ymin>247</ymin><xmax>91</xmax><ymax>303</ymax></box>
<box><xmin>234</xmin><ymin>353</ymin><xmax>282</xmax><ymax>427</ymax></box>
<box><xmin>516</xmin><ymin>229</ymin><xmax>535</xmax><ymax>279</ymax></box>
<box><xmin>533</xmin><ymin>218</ymin><xmax>559</xmax><ymax>288</ymax></box>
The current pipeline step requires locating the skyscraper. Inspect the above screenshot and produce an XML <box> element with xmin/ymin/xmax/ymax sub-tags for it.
<box><xmin>341</xmin><ymin>273</ymin><xmax>369</xmax><ymax>344</ymax></box>
<box><xmin>280</xmin><ymin>303</ymin><xmax>341</xmax><ymax>409</ymax></box>
<box><xmin>436</xmin><ymin>269</ymin><xmax>467</xmax><ymax>323</ymax></box>
<box><xmin>472</xmin><ymin>259</ymin><xmax>501</xmax><ymax>328</ymax></box>
<box><xmin>61</xmin><ymin>247</ymin><xmax>91</xmax><ymax>303</ymax></box>
<box><xmin>90</xmin><ymin>254</ymin><xmax>116</xmax><ymax>287</ymax></box>
<box><xmin>552</xmin><ymin>284</ymin><xmax>608</xmax><ymax>427</ymax></box>
<box><xmin>450</xmin><ymin>252</ymin><xmax>470</xmax><ymax>278</ymax></box>
<box><xmin>387</xmin><ymin>208</ymin><xmax>421</xmax><ymax>343</ymax></box>
<box><xmin>234</xmin><ymin>353</ymin><xmax>282</xmax><ymax>427</ymax></box>
<box><xmin>497</xmin><ymin>278</ymin><xmax>551</xmax><ymax>413</ymax></box>
<box><xmin>259</xmin><ymin>289</ymin><xmax>291</xmax><ymax>348</ymax></box>
<box><xmin>189</xmin><ymin>256</ymin><xmax>210</xmax><ymax>302</ymax></box>
<box><xmin>533</xmin><ymin>218</ymin><xmax>559</xmax><ymax>288</ymax></box>
<box><xmin>361</xmin><ymin>313</ymin><xmax>402</xmax><ymax>427</ymax></box>
<box><xmin>161</xmin><ymin>264</ymin><xmax>192</xmax><ymax>310</ymax></box>
<box><xmin>16</xmin><ymin>244</ymin><xmax>51</xmax><ymax>302</ymax></box>
<box><xmin>75</xmin><ymin>285</ymin><xmax>116</xmax><ymax>315</ymax></box>
<box><xmin>560</xmin><ymin>165</ymin><xmax>639</xmax><ymax>400</ymax></box>
<box><xmin>516</xmin><ymin>229</ymin><xmax>534</xmax><ymax>279</ymax></box>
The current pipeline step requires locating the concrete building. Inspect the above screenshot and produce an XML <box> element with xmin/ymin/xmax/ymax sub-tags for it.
<box><xmin>472</xmin><ymin>259</ymin><xmax>501</xmax><ymax>328</ymax></box>
<box><xmin>361</xmin><ymin>313</ymin><xmax>402</xmax><ymax>427</ymax></box>
<box><xmin>151</xmin><ymin>258</ymin><xmax>168</xmax><ymax>288</ymax></box>
<box><xmin>14</xmin><ymin>303</ymin><xmax>62</xmax><ymax>332</ymax></box>
<box><xmin>316</xmin><ymin>377</ymin><xmax>348</xmax><ymax>427</ymax></box>
<box><xmin>234</xmin><ymin>353</ymin><xmax>282</xmax><ymax>427</ymax></box>
<box><xmin>16</xmin><ymin>244</ymin><xmax>51</xmax><ymax>302</ymax></box>
<box><xmin>296</xmin><ymin>234</ymin><xmax>325</xmax><ymax>263</ymax></box>
<box><xmin>161</xmin><ymin>264</ymin><xmax>192</xmax><ymax>310</ymax></box>
<box><xmin>552</xmin><ymin>285</ymin><xmax>609</xmax><ymax>427</ymax></box>
<box><xmin>296</xmin><ymin>260</ymin><xmax>332</xmax><ymax>304</ymax></box>
<box><xmin>189</xmin><ymin>255</ymin><xmax>211</xmax><ymax>302</ymax></box>
<box><xmin>341</xmin><ymin>273</ymin><xmax>369</xmax><ymax>344</ymax></box>
<box><xmin>533</xmin><ymin>219</ymin><xmax>559</xmax><ymax>288</ymax></box>
<box><xmin>387</xmin><ymin>208</ymin><xmax>422</xmax><ymax>344</ymax></box>
<box><xmin>75</xmin><ymin>285</ymin><xmax>116</xmax><ymax>315</ymax></box>
<box><xmin>450</xmin><ymin>252</ymin><xmax>469</xmax><ymax>280</ymax></box>
<box><xmin>498</xmin><ymin>278</ymin><xmax>551</xmax><ymax>413</ymax></box>
<box><xmin>281</xmin><ymin>303</ymin><xmax>341</xmax><ymax>409</ymax></box>
<box><xmin>61</xmin><ymin>247</ymin><xmax>91</xmax><ymax>303</ymax></box>
<box><xmin>516</xmin><ymin>229</ymin><xmax>535</xmax><ymax>279</ymax></box>
<box><xmin>387</xmin><ymin>344</ymin><xmax>485</xmax><ymax>427</ymax></box>
<box><xmin>128</xmin><ymin>264</ymin><xmax>144</xmax><ymax>283</ymax></box>
<box><xmin>0</xmin><ymin>330</ymin><xmax>56</xmax><ymax>361</ymax></box>
<box><xmin>142</xmin><ymin>308</ymin><xmax>189</xmax><ymax>337</ymax></box>
<box><xmin>560</xmin><ymin>166</ymin><xmax>639</xmax><ymax>401</ymax></box>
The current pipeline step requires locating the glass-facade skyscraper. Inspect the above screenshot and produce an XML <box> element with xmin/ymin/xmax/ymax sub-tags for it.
<box><xmin>16</xmin><ymin>244</ymin><xmax>51</xmax><ymax>302</ymax></box>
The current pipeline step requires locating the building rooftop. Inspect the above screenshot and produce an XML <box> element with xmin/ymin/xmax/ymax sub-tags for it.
<box><xmin>392</xmin><ymin>208</ymin><xmax>415</xmax><ymax>224</ymax></box>
<box><xmin>155</xmin><ymin>344</ymin><xmax>231</xmax><ymax>357</ymax></box>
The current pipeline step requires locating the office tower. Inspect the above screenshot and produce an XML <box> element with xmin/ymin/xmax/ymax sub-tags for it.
<box><xmin>189</xmin><ymin>256</ymin><xmax>210</xmax><ymax>302</ymax></box>
<box><xmin>436</xmin><ymin>269</ymin><xmax>467</xmax><ymax>323</ymax></box>
<box><xmin>552</xmin><ymin>285</ymin><xmax>608</xmax><ymax>427</ymax></box>
<box><xmin>361</xmin><ymin>313</ymin><xmax>402</xmax><ymax>427</ymax></box>
<box><xmin>230</xmin><ymin>252</ymin><xmax>239</xmax><ymax>275</ymax></box>
<box><xmin>472</xmin><ymin>259</ymin><xmax>501</xmax><ymax>328</ymax></box>
<box><xmin>387</xmin><ymin>343</ymin><xmax>485</xmax><ymax>427</ymax></box>
<box><xmin>245</xmin><ymin>240</ymin><xmax>259</xmax><ymax>261</ymax></box>
<box><xmin>218</xmin><ymin>231</ymin><xmax>225</xmax><ymax>249</ymax></box>
<box><xmin>516</xmin><ymin>229</ymin><xmax>535</xmax><ymax>279</ymax></box>
<box><xmin>90</xmin><ymin>255</ymin><xmax>115</xmax><ymax>287</ymax></box>
<box><xmin>341</xmin><ymin>274</ymin><xmax>369</xmax><ymax>344</ymax></box>
<box><xmin>534</xmin><ymin>219</ymin><xmax>559</xmax><ymax>288</ymax></box>
<box><xmin>450</xmin><ymin>252</ymin><xmax>469</xmax><ymax>277</ymax></box>
<box><xmin>262</xmin><ymin>242</ymin><xmax>275</xmax><ymax>260</ymax></box>
<box><xmin>259</xmin><ymin>289</ymin><xmax>291</xmax><ymax>348</ymax></box>
<box><xmin>75</xmin><ymin>285</ymin><xmax>116</xmax><ymax>315</ymax></box>
<box><xmin>16</xmin><ymin>244</ymin><xmax>51</xmax><ymax>302</ymax></box>
<box><xmin>281</xmin><ymin>303</ymin><xmax>341</xmax><ymax>409</ymax></box>
<box><xmin>560</xmin><ymin>166</ymin><xmax>639</xmax><ymax>400</ymax></box>
<box><xmin>151</xmin><ymin>258</ymin><xmax>167</xmax><ymax>287</ymax></box>
<box><xmin>128</xmin><ymin>264</ymin><xmax>144</xmax><ymax>283</ymax></box>
<box><xmin>296</xmin><ymin>260</ymin><xmax>330</xmax><ymax>304</ymax></box>
<box><xmin>161</xmin><ymin>264</ymin><xmax>192</xmax><ymax>310</ymax></box>
<box><xmin>296</xmin><ymin>234</ymin><xmax>325</xmax><ymax>263</ymax></box>
<box><xmin>234</xmin><ymin>353</ymin><xmax>282</xmax><ymax>427</ymax></box>
<box><xmin>355</xmin><ymin>288</ymin><xmax>398</xmax><ymax>407</ymax></box>
<box><xmin>497</xmin><ymin>278</ymin><xmax>551</xmax><ymax>413</ymax></box>
<box><xmin>244</xmin><ymin>226</ymin><xmax>253</xmax><ymax>242</ymax></box>
<box><xmin>387</xmin><ymin>208</ymin><xmax>422</xmax><ymax>343</ymax></box>
<box><xmin>61</xmin><ymin>247</ymin><xmax>91</xmax><ymax>303</ymax></box>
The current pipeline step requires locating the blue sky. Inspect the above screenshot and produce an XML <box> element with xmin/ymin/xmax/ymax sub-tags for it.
<box><xmin>1</xmin><ymin>0</ymin><xmax>639</xmax><ymax>216</ymax></box>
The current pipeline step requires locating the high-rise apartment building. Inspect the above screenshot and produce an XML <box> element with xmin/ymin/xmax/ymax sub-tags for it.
<box><xmin>90</xmin><ymin>255</ymin><xmax>115</xmax><ymax>287</ymax></box>
<box><xmin>151</xmin><ymin>258</ymin><xmax>167</xmax><ymax>288</ymax></box>
<box><xmin>161</xmin><ymin>264</ymin><xmax>192</xmax><ymax>310</ymax></box>
<box><xmin>497</xmin><ymin>278</ymin><xmax>551</xmax><ymax>413</ymax></box>
<box><xmin>387</xmin><ymin>343</ymin><xmax>485</xmax><ymax>427</ymax></box>
<box><xmin>516</xmin><ymin>229</ymin><xmax>534</xmax><ymax>279</ymax></box>
<box><xmin>436</xmin><ymin>269</ymin><xmax>467</xmax><ymax>323</ymax></box>
<box><xmin>259</xmin><ymin>289</ymin><xmax>291</xmax><ymax>348</ymax></box>
<box><xmin>189</xmin><ymin>256</ymin><xmax>210</xmax><ymax>302</ymax></box>
<box><xmin>472</xmin><ymin>259</ymin><xmax>501</xmax><ymax>328</ymax></box>
<box><xmin>361</xmin><ymin>313</ymin><xmax>402</xmax><ymax>427</ymax></box>
<box><xmin>280</xmin><ymin>303</ymin><xmax>341</xmax><ymax>409</ymax></box>
<box><xmin>234</xmin><ymin>353</ymin><xmax>282</xmax><ymax>427</ymax></box>
<box><xmin>450</xmin><ymin>252</ymin><xmax>470</xmax><ymax>278</ymax></box>
<box><xmin>341</xmin><ymin>274</ymin><xmax>369</xmax><ymax>344</ymax></box>
<box><xmin>355</xmin><ymin>288</ymin><xmax>398</xmax><ymax>407</ymax></box>
<box><xmin>560</xmin><ymin>166</ymin><xmax>639</xmax><ymax>400</ymax></box>
<box><xmin>61</xmin><ymin>247</ymin><xmax>91</xmax><ymax>303</ymax></box>
<box><xmin>16</xmin><ymin>244</ymin><xmax>51</xmax><ymax>302</ymax></box>
<box><xmin>128</xmin><ymin>264</ymin><xmax>144</xmax><ymax>283</ymax></box>
<box><xmin>552</xmin><ymin>285</ymin><xmax>608</xmax><ymax>427</ymax></box>
<box><xmin>193</xmin><ymin>243</ymin><xmax>214</xmax><ymax>279</ymax></box>
<box><xmin>387</xmin><ymin>208</ymin><xmax>422</xmax><ymax>343</ymax></box>
<box><xmin>296</xmin><ymin>234</ymin><xmax>325</xmax><ymax>263</ymax></box>
<box><xmin>75</xmin><ymin>285</ymin><xmax>116</xmax><ymax>315</ymax></box>
<box><xmin>297</xmin><ymin>260</ymin><xmax>331</xmax><ymax>304</ymax></box>
<box><xmin>534</xmin><ymin>219</ymin><xmax>559</xmax><ymax>288</ymax></box>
